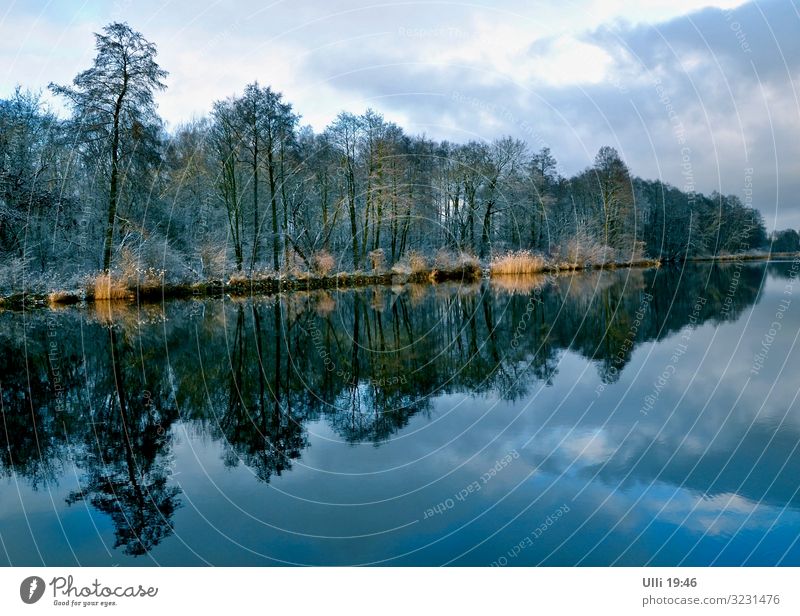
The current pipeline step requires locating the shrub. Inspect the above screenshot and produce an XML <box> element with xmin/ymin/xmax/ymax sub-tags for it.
<box><xmin>559</xmin><ymin>234</ymin><xmax>647</xmax><ymax>266</ymax></box>
<box><xmin>283</xmin><ymin>250</ymin><xmax>308</xmax><ymax>277</ymax></box>
<box><xmin>0</xmin><ymin>257</ymin><xmax>27</xmax><ymax>294</ymax></box>
<box><xmin>407</xmin><ymin>251</ymin><xmax>428</xmax><ymax>274</ymax></box>
<box><xmin>368</xmin><ymin>248</ymin><xmax>385</xmax><ymax>272</ymax></box>
<box><xmin>390</xmin><ymin>261</ymin><xmax>411</xmax><ymax>277</ymax></box>
<box><xmin>311</xmin><ymin>250</ymin><xmax>335</xmax><ymax>276</ymax></box>
<box><xmin>433</xmin><ymin>249</ymin><xmax>457</xmax><ymax>270</ymax></box>
<box><xmin>116</xmin><ymin>246</ymin><xmax>168</xmax><ymax>288</ymax></box>
<box><xmin>199</xmin><ymin>243</ymin><xmax>228</xmax><ymax>279</ymax></box>
<box><xmin>117</xmin><ymin>247</ymin><xmax>139</xmax><ymax>286</ymax></box>
<box><xmin>455</xmin><ymin>253</ymin><xmax>482</xmax><ymax>281</ymax></box>
<box><xmin>228</xmin><ymin>271</ymin><xmax>249</xmax><ymax>285</ymax></box>
<box><xmin>431</xmin><ymin>250</ymin><xmax>481</xmax><ymax>282</ymax></box>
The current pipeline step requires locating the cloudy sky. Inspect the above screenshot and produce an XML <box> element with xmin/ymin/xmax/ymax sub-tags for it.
<box><xmin>2</xmin><ymin>0</ymin><xmax>799</xmax><ymax>228</ymax></box>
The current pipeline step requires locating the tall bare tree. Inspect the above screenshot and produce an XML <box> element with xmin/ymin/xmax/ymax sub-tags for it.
<box><xmin>592</xmin><ymin>146</ymin><xmax>634</xmax><ymax>253</ymax></box>
<box><xmin>50</xmin><ymin>22</ymin><xmax>167</xmax><ymax>272</ymax></box>
<box><xmin>326</xmin><ymin>112</ymin><xmax>363</xmax><ymax>269</ymax></box>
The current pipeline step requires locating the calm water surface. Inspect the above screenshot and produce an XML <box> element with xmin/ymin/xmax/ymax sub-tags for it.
<box><xmin>2</xmin><ymin>262</ymin><xmax>799</xmax><ymax>565</ymax></box>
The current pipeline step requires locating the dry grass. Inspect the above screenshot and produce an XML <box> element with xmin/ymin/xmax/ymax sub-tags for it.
<box><xmin>490</xmin><ymin>250</ymin><xmax>547</xmax><ymax>276</ymax></box>
<box><xmin>47</xmin><ymin>290</ymin><xmax>82</xmax><ymax>306</ymax></box>
<box><xmin>92</xmin><ymin>273</ymin><xmax>133</xmax><ymax>301</ymax></box>
<box><xmin>391</xmin><ymin>251</ymin><xmax>430</xmax><ymax>281</ymax></box>
<box><xmin>311</xmin><ymin>250</ymin><xmax>336</xmax><ymax>276</ymax></box>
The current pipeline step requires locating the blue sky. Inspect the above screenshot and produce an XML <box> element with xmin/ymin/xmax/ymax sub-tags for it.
<box><xmin>2</xmin><ymin>0</ymin><xmax>799</xmax><ymax>228</ymax></box>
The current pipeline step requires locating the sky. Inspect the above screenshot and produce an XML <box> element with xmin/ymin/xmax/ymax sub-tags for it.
<box><xmin>2</xmin><ymin>0</ymin><xmax>799</xmax><ymax>229</ymax></box>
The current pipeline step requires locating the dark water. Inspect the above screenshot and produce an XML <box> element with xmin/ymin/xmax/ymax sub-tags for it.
<box><xmin>2</xmin><ymin>262</ymin><xmax>800</xmax><ymax>566</ymax></box>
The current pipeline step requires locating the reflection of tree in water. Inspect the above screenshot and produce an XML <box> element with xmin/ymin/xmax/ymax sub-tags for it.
<box><xmin>511</xmin><ymin>263</ymin><xmax>766</xmax><ymax>384</ymax></box>
<box><xmin>216</xmin><ymin>303</ymin><xmax>307</xmax><ymax>482</ymax></box>
<box><xmin>325</xmin><ymin>293</ymin><xmax>432</xmax><ymax>442</ymax></box>
<box><xmin>66</xmin><ymin>323</ymin><xmax>180</xmax><ymax>557</ymax></box>
<box><xmin>0</xmin><ymin>262</ymin><xmax>768</xmax><ymax>556</ymax></box>
<box><xmin>1</xmin><ymin>337</ymin><xmax>66</xmax><ymax>487</ymax></box>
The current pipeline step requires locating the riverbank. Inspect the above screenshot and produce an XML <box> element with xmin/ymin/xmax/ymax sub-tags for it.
<box><xmin>488</xmin><ymin>250</ymin><xmax>661</xmax><ymax>276</ymax></box>
<box><xmin>0</xmin><ymin>260</ymin><xmax>484</xmax><ymax>310</ymax></box>
<box><xmin>685</xmin><ymin>251</ymin><xmax>800</xmax><ymax>263</ymax></box>
<box><xmin>1</xmin><ymin>251</ymin><xmax>795</xmax><ymax>311</ymax></box>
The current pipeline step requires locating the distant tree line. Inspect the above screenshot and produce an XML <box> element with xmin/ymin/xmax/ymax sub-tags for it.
<box><xmin>0</xmin><ymin>22</ymin><xmax>784</xmax><ymax>290</ymax></box>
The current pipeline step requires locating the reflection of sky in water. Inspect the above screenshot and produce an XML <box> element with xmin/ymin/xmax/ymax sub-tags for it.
<box><xmin>1</xmin><ymin>263</ymin><xmax>799</xmax><ymax>565</ymax></box>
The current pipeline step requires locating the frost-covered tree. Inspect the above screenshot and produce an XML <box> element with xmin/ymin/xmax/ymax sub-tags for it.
<box><xmin>50</xmin><ymin>22</ymin><xmax>167</xmax><ymax>271</ymax></box>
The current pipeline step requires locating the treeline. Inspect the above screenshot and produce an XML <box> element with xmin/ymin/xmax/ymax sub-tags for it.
<box><xmin>0</xmin><ymin>22</ymin><xmax>780</xmax><ymax>291</ymax></box>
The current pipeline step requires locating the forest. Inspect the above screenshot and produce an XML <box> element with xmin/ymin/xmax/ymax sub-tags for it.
<box><xmin>0</xmin><ymin>22</ymin><xmax>786</xmax><ymax>296</ymax></box>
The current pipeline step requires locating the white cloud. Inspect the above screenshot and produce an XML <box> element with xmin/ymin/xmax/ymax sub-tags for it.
<box><xmin>528</xmin><ymin>36</ymin><xmax>614</xmax><ymax>86</ymax></box>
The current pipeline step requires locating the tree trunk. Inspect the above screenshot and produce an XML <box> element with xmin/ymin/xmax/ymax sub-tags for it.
<box><xmin>480</xmin><ymin>201</ymin><xmax>493</xmax><ymax>259</ymax></box>
<box><xmin>268</xmin><ymin>147</ymin><xmax>279</xmax><ymax>271</ymax></box>
<box><xmin>347</xmin><ymin>165</ymin><xmax>359</xmax><ymax>269</ymax></box>
<box><xmin>250</xmin><ymin>136</ymin><xmax>260</xmax><ymax>271</ymax></box>
<box><xmin>103</xmin><ymin>79</ymin><xmax>127</xmax><ymax>272</ymax></box>
<box><xmin>321</xmin><ymin>174</ymin><xmax>330</xmax><ymax>252</ymax></box>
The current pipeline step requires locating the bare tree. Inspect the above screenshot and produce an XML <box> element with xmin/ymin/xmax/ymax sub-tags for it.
<box><xmin>210</xmin><ymin>99</ymin><xmax>245</xmax><ymax>271</ymax></box>
<box><xmin>326</xmin><ymin>112</ymin><xmax>363</xmax><ymax>269</ymax></box>
<box><xmin>592</xmin><ymin>146</ymin><xmax>634</xmax><ymax>254</ymax></box>
<box><xmin>50</xmin><ymin>22</ymin><xmax>167</xmax><ymax>272</ymax></box>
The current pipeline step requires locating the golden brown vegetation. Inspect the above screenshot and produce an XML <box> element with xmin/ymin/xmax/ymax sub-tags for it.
<box><xmin>311</xmin><ymin>250</ymin><xmax>336</xmax><ymax>276</ymax></box>
<box><xmin>490</xmin><ymin>250</ymin><xmax>547</xmax><ymax>275</ymax></box>
<box><xmin>92</xmin><ymin>273</ymin><xmax>134</xmax><ymax>301</ymax></box>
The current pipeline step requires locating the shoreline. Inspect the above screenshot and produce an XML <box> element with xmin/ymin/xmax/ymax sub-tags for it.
<box><xmin>1</xmin><ymin>252</ymin><xmax>796</xmax><ymax>311</ymax></box>
<box><xmin>0</xmin><ymin>265</ymin><xmax>480</xmax><ymax>311</ymax></box>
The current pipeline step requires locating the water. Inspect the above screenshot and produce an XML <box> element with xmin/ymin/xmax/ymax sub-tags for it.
<box><xmin>1</xmin><ymin>262</ymin><xmax>799</xmax><ymax>566</ymax></box>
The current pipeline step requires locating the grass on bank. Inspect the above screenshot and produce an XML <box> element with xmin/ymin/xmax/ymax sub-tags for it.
<box><xmin>489</xmin><ymin>249</ymin><xmax>661</xmax><ymax>277</ymax></box>
<box><xmin>92</xmin><ymin>273</ymin><xmax>134</xmax><ymax>300</ymax></box>
<box><xmin>490</xmin><ymin>251</ymin><xmax>547</xmax><ymax>275</ymax></box>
